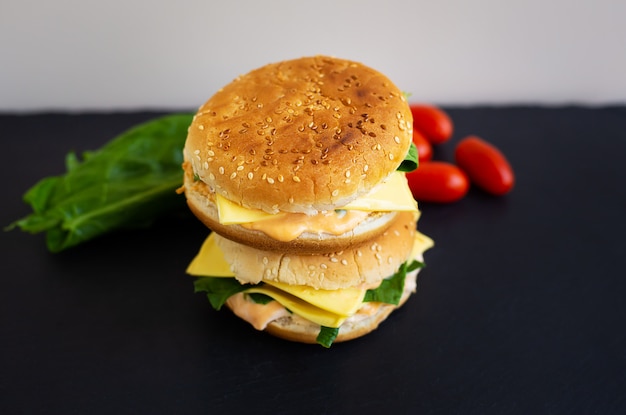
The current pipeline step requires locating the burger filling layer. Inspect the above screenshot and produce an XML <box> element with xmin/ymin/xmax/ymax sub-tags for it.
<box><xmin>188</xmin><ymin>231</ymin><xmax>433</xmax><ymax>347</ymax></box>
<box><xmin>186</xmin><ymin>166</ymin><xmax>418</xmax><ymax>242</ymax></box>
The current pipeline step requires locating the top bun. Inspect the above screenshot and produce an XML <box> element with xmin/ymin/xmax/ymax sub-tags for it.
<box><xmin>184</xmin><ymin>55</ymin><xmax>413</xmax><ymax>214</ymax></box>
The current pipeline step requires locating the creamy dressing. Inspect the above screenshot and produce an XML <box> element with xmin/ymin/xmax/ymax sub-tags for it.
<box><xmin>226</xmin><ymin>293</ymin><xmax>291</xmax><ymax>330</ymax></box>
<box><xmin>240</xmin><ymin>210</ymin><xmax>371</xmax><ymax>242</ymax></box>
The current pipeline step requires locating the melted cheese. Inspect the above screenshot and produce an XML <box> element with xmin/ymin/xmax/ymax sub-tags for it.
<box><xmin>245</xmin><ymin>285</ymin><xmax>347</xmax><ymax>328</ymax></box>
<box><xmin>215</xmin><ymin>171</ymin><xmax>417</xmax><ymax>226</ymax></box>
<box><xmin>264</xmin><ymin>280</ymin><xmax>366</xmax><ymax>317</ymax></box>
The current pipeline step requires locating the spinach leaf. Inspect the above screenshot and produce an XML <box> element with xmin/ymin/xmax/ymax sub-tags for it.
<box><xmin>397</xmin><ymin>142</ymin><xmax>418</xmax><ymax>172</ymax></box>
<box><xmin>317</xmin><ymin>326</ymin><xmax>339</xmax><ymax>348</ymax></box>
<box><xmin>193</xmin><ymin>277</ymin><xmax>254</xmax><ymax>311</ymax></box>
<box><xmin>363</xmin><ymin>260</ymin><xmax>424</xmax><ymax>305</ymax></box>
<box><xmin>7</xmin><ymin>113</ymin><xmax>194</xmax><ymax>252</ymax></box>
<box><xmin>247</xmin><ymin>292</ymin><xmax>274</xmax><ymax>305</ymax></box>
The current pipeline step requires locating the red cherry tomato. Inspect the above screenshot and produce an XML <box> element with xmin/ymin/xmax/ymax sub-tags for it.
<box><xmin>454</xmin><ymin>135</ymin><xmax>515</xmax><ymax>196</ymax></box>
<box><xmin>410</xmin><ymin>104</ymin><xmax>454</xmax><ymax>145</ymax></box>
<box><xmin>407</xmin><ymin>161</ymin><xmax>469</xmax><ymax>203</ymax></box>
<box><xmin>412</xmin><ymin>129</ymin><xmax>433</xmax><ymax>162</ymax></box>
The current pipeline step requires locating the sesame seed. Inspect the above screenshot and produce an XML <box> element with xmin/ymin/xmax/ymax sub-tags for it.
<box><xmin>363</xmin><ymin>165</ymin><xmax>369</xmax><ymax>172</ymax></box>
<box><xmin>341</xmin><ymin>259</ymin><xmax>348</xmax><ymax>265</ymax></box>
<box><xmin>236</xmin><ymin>165</ymin><xmax>244</xmax><ymax>171</ymax></box>
<box><xmin>194</xmin><ymin>150</ymin><xmax>200</xmax><ymax>155</ymax></box>
<box><xmin>389</xmin><ymin>153</ymin><xmax>394</xmax><ymax>160</ymax></box>
<box><xmin>345</xmin><ymin>170</ymin><xmax>351</xmax><ymax>178</ymax></box>
<box><xmin>293</xmin><ymin>176</ymin><xmax>301</xmax><ymax>183</ymax></box>
<box><xmin>208</xmin><ymin>150</ymin><xmax>215</xmax><ymax>156</ymax></box>
<box><xmin>247</xmin><ymin>172</ymin><xmax>253</xmax><ymax>180</ymax></box>
<box><xmin>203</xmin><ymin>161</ymin><xmax>209</xmax><ymax>170</ymax></box>
<box><xmin>230</xmin><ymin>172</ymin><xmax>237</xmax><ymax>179</ymax></box>
<box><xmin>331</xmin><ymin>189</ymin><xmax>339</xmax><ymax>197</ymax></box>
<box><xmin>394</xmin><ymin>136</ymin><xmax>401</xmax><ymax>144</ymax></box>
<box><xmin>209</xmin><ymin>173</ymin><xmax>215</xmax><ymax>180</ymax></box>
<box><xmin>330</xmin><ymin>257</ymin><xmax>339</xmax><ymax>263</ymax></box>
<box><xmin>267</xmin><ymin>177</ymin><xmax>275</xmax><ymax>184</ymax></box>
<box><xmin>218</xmin><ymin>167</ymin><xmax>225</xmax><ymax>175</ymax></box>
<box><xmin>320</xmin><ymin>263</ymin><xmax>328</xmax><ymax>269</ymax></box>
<box><xmin>262</xmin><ymin>257</ymin><xmax>269</xmax><ymax>265</ymax></box>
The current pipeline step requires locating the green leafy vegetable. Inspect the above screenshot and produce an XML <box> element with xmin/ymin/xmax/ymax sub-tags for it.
<box><xmin>246</xmin><ymin>292</ymin><xmax>274</xmax><ymax>305</ymax></box>
<box><xmin>364</xmin><ymin>260</ymin><xmax>424</xmax><ymax>305</ymax></box>
<box><xmin>193</xmin><ymin>277</ymin><xmax>254</xmax><ymax>310</ymax></box>
<box><xmin>397</xmin><ymin>142</ymin><xmax>418</xmax><ymax>172</ymax></box>
<box><xmin>7</xmin><ymin>113</ymin><xmax>194</xmax><ymax>252</ymax></box>
<box><xmin>316</xmin><ymin>326</ymin><xmax>339</xmax><ymax>348</ymax></box>
<box><xmin>195</xmin><ymin>258</ymin><xmax>425</xmax><ymax>347</ymax></box>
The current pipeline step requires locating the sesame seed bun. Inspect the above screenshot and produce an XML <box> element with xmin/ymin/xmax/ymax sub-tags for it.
<box><xmin>183</xmin><ymin>55</ymin><xmax>413</xmax><ymax>215</ymax></box>
<box><xmin>215</xmin><ymin>211</ymin><xmax>418</xmax><ymax>290</ymax></box>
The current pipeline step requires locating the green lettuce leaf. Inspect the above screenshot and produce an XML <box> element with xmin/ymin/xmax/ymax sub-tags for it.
<box><xmin>364</xmin><ymin>260</ymin><xmax>424</xmax><ymax>305</ymax></box>
<box><xmin>7</xmin><ymin>113</ymin><xmax>194</xmax><ymax>252</ymax></box>
<box><xmin>317</xmin><ymin>326</ymin><xmax>339</xmax><ymax>348</ymax></box>
<box><xmin>397</xmin><ymin>142</ymin><xmax>418</xmax><ymax>172</ymax></box>
<box><xmin>193</xmin><ymin>277</ymin><xmax>255</xmax><ymax>311</ymax></box>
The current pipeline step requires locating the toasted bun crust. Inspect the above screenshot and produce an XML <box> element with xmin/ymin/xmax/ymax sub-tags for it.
<box><xmin>214</xmin><ymin>211</ymin><xmax>418</xmax><ymax>290</ymax></box>
<box><xmin>183</xmin><ymin>164</ymin><xmax>399</xmax><ymax>253</ymax></box>
<box><xmin>261</xmin><ymin>267</ymin><xmax>420</xmax><ymax>344</ymax></box>
<box><xmin>184</xmin><ymin>55</ymin><xmax>413</xmax><ymax>214</ymax></box>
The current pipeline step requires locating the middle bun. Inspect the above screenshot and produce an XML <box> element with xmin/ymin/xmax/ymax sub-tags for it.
<box><xmin>215</xmin><ymin>211</ymin><xmax>419</xmax><ymax>290</ymax></box>
<box><xmin>184</xmin><ymin>55</ymin><xmax>413</xmax><ymax>214</ymax></box>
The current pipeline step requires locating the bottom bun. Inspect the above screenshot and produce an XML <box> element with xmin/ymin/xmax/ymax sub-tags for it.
<box><xmin>227</xmin><ymin>267</ymin><xmax>421</xmax><ymax>345</ymax></box>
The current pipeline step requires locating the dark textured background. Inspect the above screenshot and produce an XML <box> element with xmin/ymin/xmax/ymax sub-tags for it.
<box><xmin>2</xmin><ymin>107</ymin><xmax>625</xmax><ymax>414</ymax></box>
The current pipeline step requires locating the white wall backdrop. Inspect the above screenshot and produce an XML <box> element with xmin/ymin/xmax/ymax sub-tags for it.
<box><xmin>1</xmin><ymin>0</ymin><xmax>625</xmax><ymax>111</ymax></box>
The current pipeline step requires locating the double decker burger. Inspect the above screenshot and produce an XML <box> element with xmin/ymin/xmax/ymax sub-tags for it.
<box><xmin>181</xmin><ymin>55</ymin><xmax>433</xmax><ymax>347</ymax></box>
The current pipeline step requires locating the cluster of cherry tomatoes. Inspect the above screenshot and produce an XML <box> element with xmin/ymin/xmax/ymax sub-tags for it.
<box><xmin>407</xmin><ymin>104</ymin><xmax>515</xmax><ymax>203</ymax></box>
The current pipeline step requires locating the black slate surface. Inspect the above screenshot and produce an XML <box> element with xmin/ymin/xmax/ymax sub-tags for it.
<box><xmin>1</xmin><ymin>107</ymin><xmax>625</xmax><ymax>414</ymax></box>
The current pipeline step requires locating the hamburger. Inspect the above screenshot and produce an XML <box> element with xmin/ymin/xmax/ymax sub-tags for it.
<box><xmin>181</xmin><ymin>55</ymin><xmax>433</xmax><ymax>347</ymax></box>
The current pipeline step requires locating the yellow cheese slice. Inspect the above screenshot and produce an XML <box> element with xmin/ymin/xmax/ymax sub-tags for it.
<box><xmin>264</xmin><ymin>280</ymin><xmax>366</xmax><ymax>317</ymax></box>
<box><xmin>245</xmin><ymin>285</ymin><xmax>346</xmax><ymax>328</ymax></box>
<box><xmin>215</xmin><ymin>171</ymin><xmax>417</xmax><ymax>225</ymax></box>
<box><xmin>341</xmin><ymin>172</ymin><xmax>418</xmax><ymax>212</ymax></box>
<box><xmin>216</xmin><ymin>195</ymin><xmax>287</xmax><ymax>225</ymax></box>
<box><xmin>186</xmin><ymin>233</ymin><xmax>232</xmax><ymax>277</ymax></box>
<box><xmin>412</xmin><ymin>231</ymin><xmax>434</xmax><ymax>258</ymax></box>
